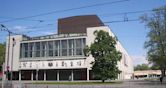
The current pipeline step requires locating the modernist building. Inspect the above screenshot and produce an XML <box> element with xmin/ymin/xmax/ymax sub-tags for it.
<box><xmin>134</xmin><ymin>70</ymin><xmax>161</xmax><ymax>79</ymax></box>
<box><xmin>4</xmin><ymin>15</ymin><xmax>133</xmax><ymax>81</ymax></box>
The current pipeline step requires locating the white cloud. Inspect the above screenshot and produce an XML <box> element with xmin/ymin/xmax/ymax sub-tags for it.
<box><xmin>12</xmin><ymin>25</ymin><xmax>27</xmax><ymax>33</ymax></box>
<box><xmin>132</xmin><ymin>55</ymin><xmax>148</xmax><ymax>66</ymax></box>
<box><xmin>41</xmin><ymin>31</ymin><xmax>54</xmax><ymax>35</ymax></box>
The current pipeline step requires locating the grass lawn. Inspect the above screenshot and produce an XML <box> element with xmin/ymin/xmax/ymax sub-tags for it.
<box><xmin>30</xmin><ymin>81</ymin><xmax>123</xmax><ymax>85</ymax></box>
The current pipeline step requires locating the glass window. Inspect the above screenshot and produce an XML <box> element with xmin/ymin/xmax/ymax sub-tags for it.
<box><xmin>76</xmin><ymin>48</ymin><xmax>82</xmax><ymax>55</ymax></box>
<box><xmin>48</xmin><ymin>41</ymin><xmax>53</xmax><ymax>57</ymax></box>
<box><xmin>41</xmin><ymin>42</ymin><xmax>46</xmax><ymax>50</ymax></box>
<box><xmin>24</xmin><ymin>43</ymin><xmax>28</xmax><ymax>50</ymax></box>
<box><xmin>28</xmin><ymin>43</ymin><xmax>34</xmax><ymax>57</ymax></box>
<box><xmin>21</xmin><ymin>43</ymin><xmax>28</xmax><ymax>58</ymax></box>
<box><xmin>69</xmin><ymin>49</ymin><xmax>74</xmax><ymax>56</ymax></box>
<box><xmin>41</xmin><ymin>42</ymin><xmax>46</xmax><ymax>57</ymax></box>
<box><xmin>61</xmin><ymin>40</ymin><xmax>67</xmax><ymax>56</ymax></box>
<box><xmin>75</xmin><ymin>39</ymin><xmax>82</xmax><ymax>48</ymax></box>
<box><xmin>24</xmin><ymin>51</ymin><xmax>28</xmax><ymax>58</ymax></box>
<box><xmin>82</xmin><ymin>38</ymin><xmax>86</xmax><ymax>48</ymax></box>
<box><xmin>75</xmin><ymin>39</ymin><xmax>83</xmax><ymax>56</ymax></box>
<box><xmin>62</xmin><ymin>49</ymin><xmax>67</xmax><ymax>56</ymax></box>
<box><xmin>35</xmin><ymin>51</ymin><xmax>40</xmax><ymax>57</ymax></box>
<box><xmin>68</xmin><ymin>39</ymin><xmax>74</xmax><ymax>48</ymax></box>
<box><xmin>29</xmin><ymin>43</ymin><xmax>33</xmax><ymax>51</ymax></box>
<box><xmin>54</xmin><ymin>50</ymin><xmax>58</xmax><ymax>56</ymax></box>
<box><xmin>48</xmin><ymin>41</ymin><xmax>53</xmax><ymax>50</ymax></box>
<box><xmin>54</xmin><ymin>40</ymin><xmax>60</xmax><ymax>49</ymax></box>
<box><xmin>54</xmin><ymin>40</ymin><xmax>60</xmax><ymax>56</ymax></box>
<box><xmin>49</xmin><ymin>50</ymin><xmax>53</xmax><ymax>56</ymax></box>
<box><xmin>68</xmin><ymin>39</ymin><xmax>74</xmax><ymax>56</ymax></box>
<box><xmin>61</xmin><ymin>40</ymin><xmax>67</xmax><ymax>48</ymax></box>
<box><xmin>34</xmin><ymin>42</ymin><xmax>40</xmax><ymax>57</ymax></box>
<box><xmin>35</xmin><ymin>42</ymin><xmax>40</xmax><ymax>50</ymax></box>
<box><xmin>20</xmin><ymin>38</ymin><xmax>86</xmax><ymax>59</ymax></box>
<box><xmin>29</xmin><ymin>51</ymin><xmax>33</xmax><ymax>57</ymax></box>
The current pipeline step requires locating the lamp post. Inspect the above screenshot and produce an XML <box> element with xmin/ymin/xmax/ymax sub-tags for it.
<box><xmin>11</xmin><ymin>38</ymin><xmax>16</xmax><ymax>81</ymax></box>
<box><xmin>36</xmin><ymin>63</ymin><xmax>38</xmax><ymax>81</ymax></box>
<box><xmin>0</xmin><ymin>24</ymin><xmax>11</xmax><ymax>80</ymax></box>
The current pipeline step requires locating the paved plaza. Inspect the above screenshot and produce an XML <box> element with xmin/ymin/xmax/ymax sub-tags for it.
<box><xmin>0</xmin><ymin>79</ymin><xmax>166</xmax><ymax>88</ymax></box>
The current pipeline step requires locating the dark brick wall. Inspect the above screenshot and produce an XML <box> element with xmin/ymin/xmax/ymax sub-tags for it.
<box><xmin>58</xmin><ymin>15</ymin><xmax>104</xmax><ymax>34</ymax></box>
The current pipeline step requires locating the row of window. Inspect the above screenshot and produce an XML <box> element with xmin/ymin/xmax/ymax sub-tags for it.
<box><xmin>20</xmin><ymin>38</ymin><xmax>86</xmax><ymax>58</ymax></box>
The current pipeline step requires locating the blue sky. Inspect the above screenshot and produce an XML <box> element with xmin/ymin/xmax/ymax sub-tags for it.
<box><xmin>0</xmin><ymin>0</ymin><xmax>166</xmax><ymax>65</ymax></box>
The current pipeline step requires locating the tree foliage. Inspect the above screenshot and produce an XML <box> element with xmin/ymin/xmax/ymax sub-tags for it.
<box><xmin>85</xmin><ymin>30</ymin><xmax>122</xmax><ymax>82</ymax></box>
<box><xmin>141</xmin><ymin>6</ymin><xmax>166</xmax><ymax>77</ymax></box>
<box><xmin>0</xmin><ymin>43</ymin><xmax>5</xmax><ymax>70</ymax></box>
<box><xmin>134</xmin><ymin>64</ymin><xmax>150</xmax><ymax>71</ymax></box>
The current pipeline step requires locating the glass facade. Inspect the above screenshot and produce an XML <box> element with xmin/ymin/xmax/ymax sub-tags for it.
<box><xmin>20</xmin><ymin>38</ymin><xmax>86</xmax><ymax>59</ymax></box>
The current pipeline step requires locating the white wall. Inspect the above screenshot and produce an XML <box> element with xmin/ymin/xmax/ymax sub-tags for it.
<box><xmin>86</xmin><ymin>26</ymin><xmax>134</xmax><ymax>79</ymax></box>
<box><xmin>5</xmin><ymin>35</ymin><xmax>23</xmax><ymax>71</ymax></box>
<box><xmin>20</xmin><ymin>59</ymin><xmax>86</xmax><ymax>70</ymax></box>
<box><xmin>5</xmin><ymin>26</ymin><xmax>133</xmax><ymax>80</ymax></box>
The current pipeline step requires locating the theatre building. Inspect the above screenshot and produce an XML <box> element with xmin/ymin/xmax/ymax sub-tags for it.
<box><xmin>4</xmin><ymin>15</ymin><xmax>133</xmax><ymax>81</ymax></box>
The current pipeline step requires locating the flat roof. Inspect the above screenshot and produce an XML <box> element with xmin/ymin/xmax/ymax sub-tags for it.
<box><xmin>22</xmin><ymin>33</ymin><xmax>87</xmax><ymax>41</ymax></box>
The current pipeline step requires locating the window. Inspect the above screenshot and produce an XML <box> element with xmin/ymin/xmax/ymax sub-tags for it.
<box><xmin>41</xmin><ymin>42</ymin><xmax>46</xmax><ymax>57</ymax></box>
<box><xmin>54</xmin><ymin>40</ymin><xmax>60</xmax><ymax>56</ymax></box>
<box><xmin>75</xmin><ymin>39</ymin><xmax>82</xmax><ymax>48</ymax></box>
<box><xmin>48</xmin><ymin>41</ymin><xmax>53</xmax><ymax>57</ymax></box>
<box><xmin>21</xmin><ymin>43</ymin><xmax>28</xmax><ymax>58</ymax></box>
<box><xmin>34</xmin><ymin>42</ymin><xmax>40</xmax><ymax>57</ymax></box>
<box><xmin>61</xmin><ymin>40</ymin><xmax>67</xmax><ymax>56</ymax></box>
<box><xmin>28</xmin><ymin>43</ymin><xmax>34</xmax><ymax>57</ymax></box>
<box><xmin>75</xmin><ymin>39</ymin><xmax>82</xmax><ymax>55</ymax></box>
<box><xmin>20</xmin><ymin>38</ymin><xmax>86</xmax><ymax>59</ymax></box>
<box><xmin>68</xmin><ymin>39</ymin><xmax>74</xmax><ymax>56</ymax></box>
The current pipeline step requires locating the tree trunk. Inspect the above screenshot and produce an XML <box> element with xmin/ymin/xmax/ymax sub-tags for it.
<box><xmin>163</xmin><ymin>69</ymin><xmax>165</xmax><ymax>77</ymax></box>
<box><xmin>102</xmin><ymin>79</ymin><xmax>105</xmax><ymax>83</ymax></box>
<box><xmin>161</xmin><ymin>69</ymin><xmax>165</xmax><ymax>77</ymax></box>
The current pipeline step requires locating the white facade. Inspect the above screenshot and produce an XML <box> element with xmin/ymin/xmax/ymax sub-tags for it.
<box><xmin>5</xmin><ymin>26</ymin><xmax>133</xmax><ymax>81</ymax></box>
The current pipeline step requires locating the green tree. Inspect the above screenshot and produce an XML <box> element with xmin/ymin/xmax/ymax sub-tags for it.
<box><xmin>0</xmin><ymin>43</ymin><xmax>5</xmax><ymax>71</ymax></box>
<box><xmin>141</xmin><ymin>6</ymin><xmax>166</xmax><ymax>77</ymax></box>
<box><xmin>150</xmin><ymin>65</ymin><xmax>160</xmax><ymax>70</ymax></box>
<box><xmin>134</xmin><ymin>64</ymin><xmax>150</xmax><ymax>71</ymax></box>
<box><xmin>85</xmin><ymin>30</ymin><xmax>122</xmax><ymax>82</ymax></box>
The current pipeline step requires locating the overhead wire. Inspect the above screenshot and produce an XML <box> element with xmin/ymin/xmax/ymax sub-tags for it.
<box><xmin>0</xmin><ymin>16</ymin><xmax>44</xmax><ymax>22</ymax></box>
<box><xmin>0</xmin><ymin>0</ymin><xmax>130</xmax><ymax>23</ymax></box>
<box><xmin>3</xmin><ymin>0</ymin><xmax>164</xmax><ymax>35</ymax></box>
<box><xmin>15</xmin><ymin>8</ymin><xmax>157</xmax><ymax>34</ymax></box>
<box><xmin>18</xmin><ymin>18</ymin><xmax>139</xmax><ymax>35</ymax></box>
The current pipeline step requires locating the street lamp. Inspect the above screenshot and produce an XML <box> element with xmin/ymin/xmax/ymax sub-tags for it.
<box><xmin>0</xmin><ymin>24</ymin><xmax>11</xmax><ymax>80</ymax></box>
<box><xmin>36</xmin><ymin>63</ymin><xmax>38</xmax><ymax>81</ymax></box>
<box><xmin>11</xmin><ymin>38</ymin><xmax>16</xmax><ymax>81</ymax></box>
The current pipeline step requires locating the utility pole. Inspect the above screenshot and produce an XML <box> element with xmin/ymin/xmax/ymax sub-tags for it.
<box><xmin>0</xmin><ymin>24</ymin><xmax>18</xmax><ymax>87</ymax></box>
<box><xmin>11</xmin><ymin>38</ymin><xmax>16</xmax><ymax>82</ymax></box>
<box><xmin>0</xmin><ymin>24</ymin><xmax>11</xmax><ymax>80</ymax></box>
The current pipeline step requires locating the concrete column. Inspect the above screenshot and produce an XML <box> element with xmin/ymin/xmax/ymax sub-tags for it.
<box><xmin>44</xmin><ymin>70</ymin><xmax>46</xmax><ymax>81</ymax></box>
<box><xmin>87</xmin><ymin>68</ymin><xmax>89</xmax><ymax>81</ymax></box>
<box><xmin>57</xmin><ymin>70</ymin><xmax>59</xmax><ymax>81</ymax></box>
<box><xmin>19</xmin><ymin>71</ymin><xmax>21</xmax><ymax>81</ymax></box>
<box><xmin>36</xmin><ymin>70</ymin><xmax>38</xmax><ymax>81</ymax></box>
<box><xmin>31</xmin><ymin>71</ymin><xmax>33</xmax><ymax>81</ymax></box>
<box><xmin>71</xmin><ymin>70</ymin><xmax>73</xmax><ymax>81</ymax></box>
<box><xmin>118</xmin><ymin>74</ymin><xmax>120</xmax><ymax>80</ymax></box>
<box><xmin>121</xmin><ymin>72</ymin><xmax>124</xmax><ymax>80</ymax></box>
<box><xmin>147</xmin><ymin>74</ymin><xmax>149</xmax><ymax>78</ymax></box>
